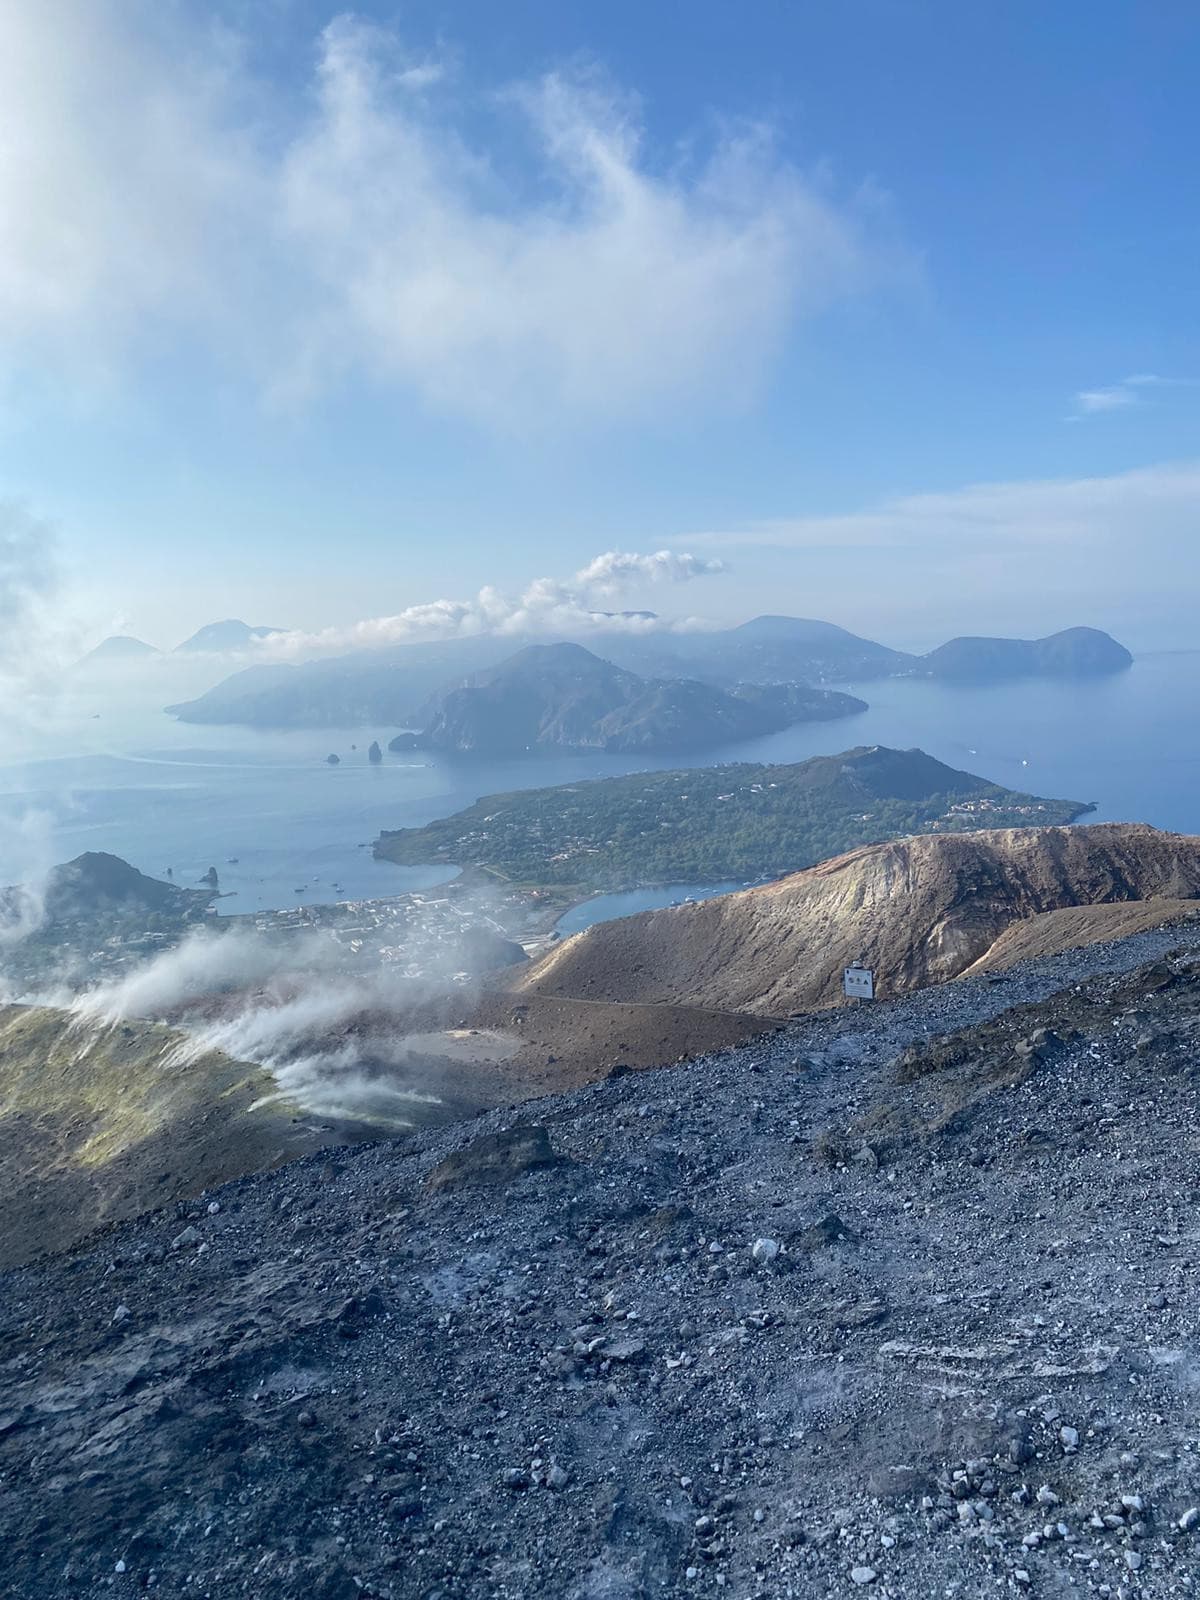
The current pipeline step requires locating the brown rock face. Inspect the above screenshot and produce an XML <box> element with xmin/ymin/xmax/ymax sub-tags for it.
<box><xmin>510</xmin><ymin>824</ymin><xmax>1200</xmax><ymax>1015</ymax></box>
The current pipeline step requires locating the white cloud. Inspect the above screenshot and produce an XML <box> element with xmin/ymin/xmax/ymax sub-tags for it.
<box><xmin>572</xmin><ymin>549</ymin><xmax>726</xmax><ymax>593</ymax></box>
<box><xmin>684</xmin><ymin>460</ymin><xmax>1200</xmax><ymax>635</ymax></box>
<box><xmin>1074</xmin><ymin>386</ymin><xmax>1140</xmax><ymax>414</ymax></box>
<box><xmin>259</xmin><ymin>547</ymin><xmax>726</xmax><ymax>659</ymax></box>
<box><xmin>1069</xmin><ymin>372</ymin><xmax>1197</xmax><ymax>419</ymax></box>
<box><xmin>690</xmin><ymin>460</ymin><xmax>1200</xmax><ymax>552</ymax></box>
<box><xmin>0</xmin><ymin>3</ymin><xmax>903</xmax><ymax>425</ymax></box>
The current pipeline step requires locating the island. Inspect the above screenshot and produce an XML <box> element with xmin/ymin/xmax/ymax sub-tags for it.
<box><xmin>174</xmin><ymin>619</ymin><xmax>284</xmax><ymax>653</ymax></box>
<box><xmin>78</xmin><ymin>635</ymin><xmax>159</xmax><ymax>664</ymax></box>
<box><xmin>0</xmin><ymin>852</ymin><xmax>217</xmax><ymax>989</ymax></box>
<box><xmin>919</xmin><ymin>626</ymin><xmax>1132</xmax><ymax>682</ymax></box>
<box><xmin>385</xmin><ymin>641</ymin><xmax>866</xmax><ymax>756</ymax></box>
<box><xmin>165</xmin><ymin>617</ymin><xmax>1134</xmax><ymax>729</ymax></box>
<box><xmin>374</xmin><ymin>744</ymin><xmax>1094</xmax><ymax>892</ymax></box>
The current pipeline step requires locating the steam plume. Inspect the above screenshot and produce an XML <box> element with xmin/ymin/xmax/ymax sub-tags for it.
<box><xmin>258</xmin><ymin>548</ymin><xmax>727</xmax><ymax>660</ymax></box>
<box><xmin>67</xmin><ymin>891</ymin><xmax>518</xmax><ymax>1123</ymax></box>
<box><xmin>0</xmin><ymin>501</ymin><xmax>61</xmax><ymax>723</ymax></box>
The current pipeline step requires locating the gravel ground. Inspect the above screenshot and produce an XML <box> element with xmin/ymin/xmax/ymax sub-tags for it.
<box><xmin>2</xmin><ymin>921</ymin><xmax>1200</xmax><ymax>1600</ymax></box>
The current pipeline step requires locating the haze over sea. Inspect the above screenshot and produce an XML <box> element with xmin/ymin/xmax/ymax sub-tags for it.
<box><xmin>1</xmin><ymin>651</ymin><xmax>1196</xmax><ymax>917</ymax></box>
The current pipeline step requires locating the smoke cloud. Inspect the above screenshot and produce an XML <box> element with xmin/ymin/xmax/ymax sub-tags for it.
<box><xmin>0</xmin><ymin>810</ymin><xmax>55</xmax><ymax>957</ymax></box>
<box><xmin>68</xmin><ymin>927</ymin><xmax>330</xmax><ymax>1026</ymax></box>
<box><xmin>67</xmin><ymin>895</ymin><xmax>520</xmax><ymax>1124</ymax></box>
<box><xmin>0</xmin><ymin>501</ymin><xmax>61</xmax><ymax>724</ymax></box>
<box><xmin>258</xmin><ymin>547</ymin><xmax>726</xmax><ymax>660</ymax></box>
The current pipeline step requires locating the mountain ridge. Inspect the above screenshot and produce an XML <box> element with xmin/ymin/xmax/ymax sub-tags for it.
<box><xmin>389</xmin><ymin>641</ymin><xmax>865</xmax><ymax>755</ymax></box>
<box><xmin>165</xmin><ymin>617</ymin><xmax>1133</xmax><ymax>729</ymax></box>
<box><xmin>79</xmin><ymin>635</ymin><xmax>159</xmax><ymax>663</ymax></box>
<box><xmin>174</xmin><ymin>619</ymin><xmax>283</xmax><ymax>654</ymax></box>
<box><xmin>510</xmin><ymin>822</ymin><xmax>1200</xmax><ymax>1014</ymax></box>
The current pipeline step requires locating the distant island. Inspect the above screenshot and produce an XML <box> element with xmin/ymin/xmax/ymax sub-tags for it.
<box><xmin>383</xmin><ymin>641</ymin><xmax>865</xmax><ymax>756</ymax></box>
<box><xmin>601</xmin><ymin>614</ymin><xmax>915</xmax><ymax>685</ymax></box>
<box><xmin>374</xmin><ymin>744</ymin><xmax>1093</xmax><ymax>891</ymax></box>
<box><xmin>165</xmin><ymin>616</ymin><xmax>1133</xmax><ymax>730</ymax></box>
<box><xmin>79</xmin><ymin>634</ymin><xmax>159</xmax><ymax>663</ymax></box>
<box><xmin>918</xmin><ymin>626</ymin><xmax>1133</xmax><ymax>682</ymax></box>
<box><xmin>0</xmin><ymin>853</ymin><xmax>216</xmax><ymax>989</ymax></box>
<box><xmin>174</xmin><ymin>619</ymin><xmax>284</xmax><ymax>653</ymax></box>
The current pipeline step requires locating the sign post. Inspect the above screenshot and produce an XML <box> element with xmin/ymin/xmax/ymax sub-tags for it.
<box><xmin>843</xmin><ymin>962</ymin><xmax>875</xmax><ymax>1002</ymax></box>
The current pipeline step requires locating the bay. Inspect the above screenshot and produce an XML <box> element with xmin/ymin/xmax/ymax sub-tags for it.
<box><xmin>1</xmin><ymin>650</ymin><xmax>1196</xmax><ymax>919</ymax></box>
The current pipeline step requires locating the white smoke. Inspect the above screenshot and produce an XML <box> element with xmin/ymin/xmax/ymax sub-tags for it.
<box><xmin>0</xmin><ymin>500</ymin><xmax>64</xmax><ymax>727</ymax></box>
<box><xmin>0</xmin><ymin>508</ymin><xmax>64</xmax><ymax>961</ymax></box>
<box><xmin>67</xmin><ymin>900</ymin><xmax>517</xmax><ymax>1124</ymax></box>
<box><xmin>68</xmin><ymin>926</ymin><xmax>331</xmax><ymax>1027</ymax></box>
<box><xmin>0</xmin><ymin>810</ymin><xmax>56</xmax><ymax>960</ymax></box>
<box><xmin>572</xmin><ymin>550</ymin><xmax>726</xmax><ymax>594</ymax></box>
<box><xmin>258</xmin><ymin>548</ymin><xmax>727</xmax><ymax>660</ymax></box>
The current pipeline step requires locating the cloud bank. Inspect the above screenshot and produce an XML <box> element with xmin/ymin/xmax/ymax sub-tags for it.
<box><xmin>692</xmin><ymin>460</ymin><xmax>1200</xmax><ymax>553</ymax></box>
<box><xmin>0</xmin><ymin>3</ymin><xmax>901</xmax><ymax>425</ymax></box>
<box><xmin>686</xmin><ymin>460</ymin><xmax>1200</xmax><ymax>637</ymax></box>
<box><xmin>1069</xmin><ymin>373</ymin><xmax>1198</xmax><ymax>420</ymax></box>
<box><xmin>259</xmin><ymin>547</ymin><xmax>726</xmax><ymax>658</ymax></box>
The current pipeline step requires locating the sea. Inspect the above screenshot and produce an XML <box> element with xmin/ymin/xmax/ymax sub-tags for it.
<box><xmin>2</xmin><ymin>651</ymin><xmax>1198</xmax><ymax>931</ymax></box>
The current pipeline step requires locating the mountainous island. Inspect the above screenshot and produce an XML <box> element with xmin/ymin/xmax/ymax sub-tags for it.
<box><xmin>165</xmin><ymin>636</ymin><xmax>529</xmax><ymax>727</ymax></box>
<box><xmin>164</xmin><ymin>617</ymin><xmax>1134</xmax><ymax>730</ymax></box>
<box><xmin>920</xmin><ymin>626</ymin><xmax>1133</xmax><ymax>682</ymax></box>
<box><xmin>0</xmin><ymin>852</ymin><xmax>216</xmax><ymax>989</ymax></box>
<box><xmin>375</xmin><ymin>744</ymin><xmax>1092</xmax><ymax>889</ymax></box>
<box><xmin>603</xmin><ymin>614</ymin><xmax>915</xmax><ymax>684</ymax></box>
<box><xmin>385</xmin><ymin>642</ymin><xmax>865</xmax><ymax>756</ymax></box>
<box><xmin>78</xmin><ymin>634</ymin><xmax>160</xmax><ymax>663</ymax></box>
<box><xmin>174</xmin><ymin>618</ymin><xmax>283</xmax><ymax>653</ymax></box>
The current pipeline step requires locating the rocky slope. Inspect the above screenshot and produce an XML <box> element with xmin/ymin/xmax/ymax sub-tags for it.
<box><xmin>960</xmin><ymin>898</ymin><xmax>1200</xmax><ymax>975</ymax></box>
<box><xmin>2</xmin><ymin>926</ymin><xmax>1200</xmax><ymax>1597</ymax></box>
<box><xmin>510</xmin><ymin>823</ymin><xmax>1200</xmax><ymax>1014</ymax></box>
<box><xmin>0</xmin><ymin>990</ymin><xmax>769</xmax><ymax>1268</ymax></box>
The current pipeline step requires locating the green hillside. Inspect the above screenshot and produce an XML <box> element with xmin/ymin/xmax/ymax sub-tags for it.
<box><xmin>375</xmin><ymin>745</ymin><xmax>1092</xmax><ymax>891</ymax></box>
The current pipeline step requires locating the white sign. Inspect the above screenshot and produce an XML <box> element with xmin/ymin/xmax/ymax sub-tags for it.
<box><xmin>843</xmin><ymin>964</ymin><xmax>875</xmax><ymax>1000</ymax></box>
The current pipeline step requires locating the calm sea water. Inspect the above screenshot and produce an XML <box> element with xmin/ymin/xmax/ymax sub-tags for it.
<box><xmin>555</xmin><ymin>882</ymin><xmax>746</xmax><ymax>935</ymax></box>
<box><xmin>1</xmin><ymin>652</ymin><xmax>1197</xmax><ymax>915</ymax></box>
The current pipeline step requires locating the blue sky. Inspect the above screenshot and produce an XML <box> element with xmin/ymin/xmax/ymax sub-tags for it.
<box><xmin>2</xmin><ymin>0</ymin><xmax>1199</xmax><ymax>655</ymax></box>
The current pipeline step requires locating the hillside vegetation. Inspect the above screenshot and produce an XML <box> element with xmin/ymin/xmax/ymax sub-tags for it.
<box><xmin>0</xmin><ymin>1005</ymin><xmax>365</xmax><ymax>1267</ymax></box>
<box><xmin>375</xmin><ymin>745</ymin><xmax>1090</xmax><ymax>889</ymax></box>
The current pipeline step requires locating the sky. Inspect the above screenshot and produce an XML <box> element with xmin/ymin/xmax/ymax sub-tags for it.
<box><xmin>2</xmin><ymin>0</ymin><xmax>1199</xmax><ymax>655</ymax></box>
